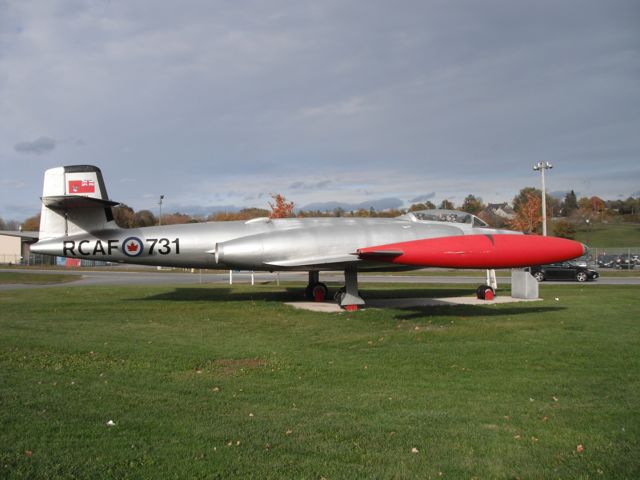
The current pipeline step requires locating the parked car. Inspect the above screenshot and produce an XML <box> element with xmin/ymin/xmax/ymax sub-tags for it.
<box><xmin>615</xmin><ymin>254</ymin><xmax>636</xmax><ymax>270</ymax></box>
<box><xmin>597</xmin><ymin>254</ymin><xmax>618</xmax><ymax>268</ymax></box>
<box><xmin>527</xmin><ymin>262</ymin><xmax>599</xmax><ymax>282</ymax></box>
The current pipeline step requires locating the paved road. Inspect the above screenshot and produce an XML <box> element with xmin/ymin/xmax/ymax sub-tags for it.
<box><xmin>1</xmin><ymin>268</ymin><xmax>639</xmax><ymax>291</ymax></box>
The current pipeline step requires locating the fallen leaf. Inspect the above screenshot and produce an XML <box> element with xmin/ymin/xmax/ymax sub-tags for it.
<box><xmin>552</xmin><ymin>396</ymin><xmax>559</xmax><ymax>402</ymax></box>
<box><xmin>25</xmin><ymin>451</ymin><xmax>33</xmax><ymax>457</ymax></box>
<box><xmin>286</xmin><ymin>429</ymin><xmax>293</xmax><ymax>435</ymax></box>
<box><xmin>411</xmin><ymin>447</ymin><xmax>419</xmax><ymax>454</ymax></box>
<box><xmin>576</xmin><ymin>444</ymin><xmax>584</xmax><ymax>453</ymax></box>
<box><xmin>106</xmin><ymin>420</ymin><xmax>116</xmax><ymax>427</ymax></box>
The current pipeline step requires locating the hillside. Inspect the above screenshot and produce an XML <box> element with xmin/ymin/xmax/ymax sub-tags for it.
<box><xmin>572</xmin><ymin>223</ymin><xmax>640</xmax><ymax>248</ymax></box>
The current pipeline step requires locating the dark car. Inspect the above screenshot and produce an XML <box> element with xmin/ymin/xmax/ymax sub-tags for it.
<box><xmin>597</xmin><ymin>254</ymin><xmax>618</xmax><ymax>268</ymax></box>
<box><xmin>528</xmin><ymin>262</ymin><xmax>599</xmax><ymax>282</ymax></box>
<box><xmin>615</xmin><ymin>254</ymin><xmax>636</xmax><ymax>270</ymax></box>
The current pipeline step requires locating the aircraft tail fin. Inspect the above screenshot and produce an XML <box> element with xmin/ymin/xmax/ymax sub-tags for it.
<box><xmin>38</xmin><ymin>165</ymin><xmax>119</xmax><ymax>240</ymax></box>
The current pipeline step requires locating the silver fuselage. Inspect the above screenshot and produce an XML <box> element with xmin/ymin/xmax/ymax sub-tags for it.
<box><xmin>31</xmin><ymin>216</ymin><xmax>517</xmax><ymax>271</ymax></box>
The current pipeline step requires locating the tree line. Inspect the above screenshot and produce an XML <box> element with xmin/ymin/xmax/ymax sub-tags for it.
<box><xmin>2</xmin><ymin>190</ymin><xmax>639</xmax><ymax>240</ymax></box>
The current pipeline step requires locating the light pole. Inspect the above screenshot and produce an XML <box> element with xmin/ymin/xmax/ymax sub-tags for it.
<box><xmin>158</xmin><ymin>195</ymin><xmax>164</xmax><ymax>226</ymax></box>
<box><xmin>533</xmin><ymin>161</ymin><xmax>553</xmax><ymax>236</ymax></box>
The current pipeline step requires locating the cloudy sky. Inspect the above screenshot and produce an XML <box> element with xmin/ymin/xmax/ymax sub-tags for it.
<box><xmin>1</xmin><ymin>0</ymin><xmax>639</xmax><ymax>220</ymax></box>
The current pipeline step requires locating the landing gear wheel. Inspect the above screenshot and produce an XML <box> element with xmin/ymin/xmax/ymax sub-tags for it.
<box><xmin>476</xmin><ymin>284</ymin><xmax>495</xmax><ymax>300</ymax></box>
<box><xmin>311</xmin><ymin>283</ymin><xmax>329</xmax><ymax>302</ymax></box>
<box><xmin>305</xmin><ymin>282</ymin><xmax>329</xmax><ymax>301</ymax></box>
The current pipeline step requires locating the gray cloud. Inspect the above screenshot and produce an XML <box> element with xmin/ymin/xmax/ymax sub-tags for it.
<box><xmin>549</xmin><ymin>190</ymin><xmax>570</xmax><ymax>199</ymax></box>
<box><xmin>302</xmin><ymin>197</ymin><xmax>404</xmax><ymax>212</ymax></box>
<box><xmin>14</xmin><ymin>136</ymin><xmax>56</xmax><ymax>155</ymax></box>
<box><xmin>289</xmin><ymin>180</ymin><xmax>332</xmax><ymax>190</ymax></box>
<box><xmin>410</xmin><ymin>193</ymin><xmax>436</xmax><ymax>203</ymax></box>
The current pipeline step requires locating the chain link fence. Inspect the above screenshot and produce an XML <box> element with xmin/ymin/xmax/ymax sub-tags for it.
<box><xmin>586</xmin><ymin>247</ymin><xmax>639</xmax><ymax>270</ymax></box>
<box><xmin>0</xmin><ymin>254</ymin><xmax>108</xmax><ymax>267</ymax></box>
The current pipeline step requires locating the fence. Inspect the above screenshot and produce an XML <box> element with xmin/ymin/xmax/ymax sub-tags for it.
<box><xmin>0</xmin><ymin>254</ymin><xmax>108</xmax><ymax>267</ymax></box>
<box><xmin>586</xmin><ymin>247</ymin><xmax>639</xmax><ymax>270</ymax></box>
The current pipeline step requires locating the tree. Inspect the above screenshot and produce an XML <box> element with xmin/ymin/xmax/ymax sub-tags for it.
<box><xmin>590</xmin><ymin>196</ymin><xmax>605</xmax><ymax>215</ymax></box>
<box><xmin>113</xmin><ymin>204</ymin><xmax>135</xmax><ymax>228</ymax></box>
<box><xmin>553</xmin><ymin>219</ymin><xmax>576</xmax><ymax>239</ymax></box>
<box><xmin>513</xmin><ymin>186</ymin><xmax>552</xmax><ymax>221</ymax></box>
<box><xmin>508</xmin><ymin>193</ymin><xmax>542</xmax><ymax>233</ymax></box>
<box><xmin>409</xmin><ymin>201</ymin><xmax>436</xmax><ymax>211</ymax></box>
<box><xmin>133</xmin><ymin>210</ymin><xmax>157</xmax><ymax>227</ymax></box>
<box><xmin>269</xmin><ymin>194</ymin><xmax>295</xmax><ymax>218</ymax></box>
<box><xmin>21</xmin><ymin>213</ymin><xmax>41</xmax><ymax>232</ymax></box>
<box><xmin>577</xmin><ymin>197</ymin><xmax>591</xmax><ymax>215</ymax></box>
<box><xmin>513</xmin><ymin>187</ymin><xmax>541</xmax><ymax>213</ymax></box>
<box><xmin>0</xmin><ymin>217</ymin><xmax>5</xmax><ymax>230</ymax></box>
<box><xmin>562</xmin><ymin>190</ymin><xmax>578</xmax><ymax>217</ymax></box>
<box><xmin>161</xmin><ymin>213</ymin><xmax>196</xmax><ymax>225</ymax></box>
<box><xmin>461</xmin><ymin>194</ymin><xmax>484</xmax><ymax>215</ymax></box>
<box><xmin>439</xmin><ymin>199</ymin><xmax>454</xmax><ymax>210</ymax></box>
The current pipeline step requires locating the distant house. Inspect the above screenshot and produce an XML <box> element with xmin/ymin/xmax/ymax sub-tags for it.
<box><xmin>485</xmin><ymin>203</ymin><xmax>516</xmax><ymax>220</ymax></box>
<box><xmin>480</xmin><ymin>203</ymin><xmax>516</xmax><ymax>228</ymax></box>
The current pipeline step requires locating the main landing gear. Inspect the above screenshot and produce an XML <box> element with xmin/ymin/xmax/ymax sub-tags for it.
<box><xmin>476</xmin><ymin>269</ymin><xmax>497</xmax><ymax>300</ymax></box>
<box><xmin>304</xmin><ymin>271</ymin><xmax>329</xmax><ymax>302</ymax></box>
<box><xmin>304</xmin><ymin>269</ymin><xmax>366</xmax><ymax>311</ymax></box>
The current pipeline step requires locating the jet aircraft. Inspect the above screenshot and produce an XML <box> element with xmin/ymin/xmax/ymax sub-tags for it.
<box><xmin>15</xmin><ymin>165</ymin><xmax>585</xmax><ymax>310</ymax></box>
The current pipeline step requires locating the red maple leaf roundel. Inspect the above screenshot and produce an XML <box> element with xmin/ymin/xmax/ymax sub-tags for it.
<box><xmin>122</xmin><ymin>237</ymin><xmax>143</xmax><ymax>256</ymax></box>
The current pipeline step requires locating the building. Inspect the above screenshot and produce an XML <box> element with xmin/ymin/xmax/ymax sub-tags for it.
<box><xmin>0</xmin><ymin>233</ymin><xmax>31</xmax><ymax>264</ymax></box>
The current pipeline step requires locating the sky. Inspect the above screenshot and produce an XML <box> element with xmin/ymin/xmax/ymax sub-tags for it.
<box><xmin>1</xmin><ymin>0</ymin><xmax>639</xmax><ymax>220</ymax></box>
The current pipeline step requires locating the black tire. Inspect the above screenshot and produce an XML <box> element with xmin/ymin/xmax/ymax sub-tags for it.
<box><xmin>304</xmin><ymin>285</ymin><xmax>313</xmax><ymax>300</ymax></box>
<box><xmin>576</xmin><ymin>271</ymin><xmax>588</xmax><ymax>282</ymax></box>
<box><xmin>312</xmin><ymin>283</ymin><xmax>329</xmax><ymax>302</ymax></box>
<box><xmin>533</xmin><ymin>271</ymin><xmax>545</xmax><ymax>282</ymax></box>
<box><xmin>476</xmin><ymin>284</ymin><xmax>494</xmax><ymax>300</ymax></box>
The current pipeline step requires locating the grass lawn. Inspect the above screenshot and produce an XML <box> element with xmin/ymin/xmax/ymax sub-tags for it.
<box><xmin>574</xmin><ymin>223</ymin><xmax>640</xmax><ymax>248</ymax></box>
<box><xmin>0</xmin><ymin>272</ymin><xmax>78</xmax><ymax>285</ymax></box>
<box><xmin>1</xmin><ymin>283</ymin><xmax>638</xmax><ymax>479</ymax></box>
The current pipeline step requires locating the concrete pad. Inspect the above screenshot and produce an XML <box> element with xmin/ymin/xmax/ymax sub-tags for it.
<box><xmin>285</xmin><ymin>296</ymin><xmax>542</xmax><ymax>313</ymax></box>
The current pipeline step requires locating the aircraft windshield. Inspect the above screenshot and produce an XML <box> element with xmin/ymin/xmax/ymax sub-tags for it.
<box><xmin>402</xmin><ymin>209</ymin><xmax>489</xmax><ymax>227</ymax></box>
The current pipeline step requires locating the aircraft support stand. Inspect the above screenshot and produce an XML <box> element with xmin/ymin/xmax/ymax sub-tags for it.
<box><xmin>340</xmin><ymin>268</ymin><xmax>366</xmax><ymax>311</ymax></box>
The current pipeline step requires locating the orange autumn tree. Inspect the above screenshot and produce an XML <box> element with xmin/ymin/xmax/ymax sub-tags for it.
<box><xmin>508</xmin><ymin>193</ymin><xmax>543</xmax><ymax>233</ymax></box>
<box><xmin>269</xmin><ymin>194</ymin><xmax>295</xmax><ymax>218</ymax></box>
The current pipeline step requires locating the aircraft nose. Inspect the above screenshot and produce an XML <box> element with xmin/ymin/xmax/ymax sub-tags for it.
<box><xmin>581</xmin><ymin>242</ymin><xmax>589</xmax><ymax>256</ymax></box>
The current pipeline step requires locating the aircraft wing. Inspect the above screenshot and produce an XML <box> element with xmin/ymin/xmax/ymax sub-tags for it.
<box><xmin>264</xmin><ymin>254</ymin><xmax>359</xmax><ymax>268</ymax></box>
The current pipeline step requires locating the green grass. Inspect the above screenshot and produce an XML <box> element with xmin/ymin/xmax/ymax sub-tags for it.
<box><xmin>574</xmin><ymin>223</ymin><xmax>640</xmax><ymax>248</ymax></box>
<box><xmin>1</xmin><ymin>283</ymin><xmax>639</xmax><ymax>479</ymax></box>
<box><xmin>0</xmin><ymin>272</ymin><xmax>78</xmax><ymax>285</ymax></box>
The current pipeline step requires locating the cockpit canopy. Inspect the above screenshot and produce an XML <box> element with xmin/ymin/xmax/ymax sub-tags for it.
<box><xmin>398</xmin><ymin>209</ymin><xmax>489</xmax><ymax>228</ymax></box>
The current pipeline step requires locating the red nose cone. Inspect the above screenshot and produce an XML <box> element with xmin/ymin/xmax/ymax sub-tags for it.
<box><xmin>358</xmin><ymin>234</ymin><xmax>586</xmax><ymax>269</ymax></box>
